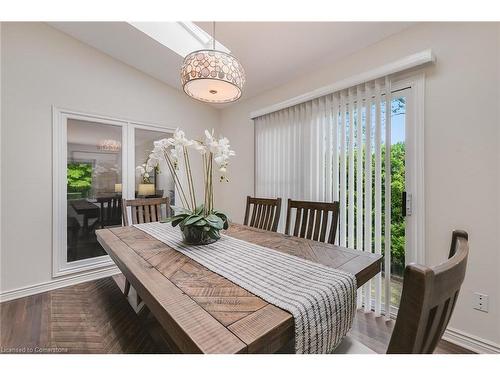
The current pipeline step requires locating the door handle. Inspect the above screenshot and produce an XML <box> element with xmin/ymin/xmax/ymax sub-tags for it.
<box><xmin>402</xmin><ymin>191</ymin><xmax>412</xmax><ymax>217</ymax></box>
<box><xmin>402</xmin><ymin>191</ymin><xmax>407</xmax><ymax>217</ymax></box>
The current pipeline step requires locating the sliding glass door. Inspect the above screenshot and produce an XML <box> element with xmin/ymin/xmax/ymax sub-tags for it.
<box><xmin>253</xmin><ymin>75</ymin><xmax>423</xmax><ymax>318</ymax></box>
<box><xmin>53</xmin><ymin>108</ymin><xmax>175</xmax><ymax>276</ymax></box>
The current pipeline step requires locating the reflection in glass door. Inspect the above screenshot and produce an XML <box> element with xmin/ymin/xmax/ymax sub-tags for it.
<box><xmin>66</xmin><ymin>119</ymin><xmax>123</xmax><ymax>262</ymax></box>
<box><xmin>133</xmin><ymin>127</ymin><xmax>175</xmax><ymax>219</ymax></box>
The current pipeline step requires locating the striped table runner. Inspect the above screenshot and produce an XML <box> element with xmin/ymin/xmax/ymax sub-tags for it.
<box><xmin>134</xmin><ymin>222</ymin><xmax>357</xmax><ymax>354</ymax></box>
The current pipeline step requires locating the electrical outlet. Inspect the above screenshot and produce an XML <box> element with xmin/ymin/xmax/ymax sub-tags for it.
<box><xmin>473</xmin><ymin>292</ymin><xmax>489</xmax><ymax>312</ymax></box>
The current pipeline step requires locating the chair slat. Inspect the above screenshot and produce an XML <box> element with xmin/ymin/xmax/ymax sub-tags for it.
<box><xmin>149</xmin><ymin>205</ymin><xmax>154</xmax><ymax>221</ymax></box>
<box><xmin>319</xmin><ymin>209</ymin><xmax>329</xmax><ymax>242</ymax></box>
<box><xmin>138</xmin><ymin>206</ymin><xmax>144</xmax><ymax>224</ymax></box>
<box><xmin>300</xmin><ymin>209</ymin><xmax>309</xmax><ymax>238</ymax></box>
<box><xmin>255</xmin><ymin>204</ymin><xmax>262</xmax><ymax>228</ymax></box>
<box><xmin>258</xmin><ymin>205</ymin><xmax>265</xmax><ymax>228</ymax></box>
<box><xmin>293</xmin><ymin>208</ymin><xmax>302</xmax><ymax>237</ymax></box>
<box><xmin>249</xmin><ymin>204</ymin><xmax>258</xmax><ymax>227</ymax></box>
<box><xmin>425</xmin><ymin>298</ymin><xmax>451</xmax><ymax>353</ymax></box>
<box><xmin>263</xmin><ymin>205</ymin><xmax>270</xmax><ymax>228</ymax></box>
<box><xmin>313</xmin><ymin>210</ymin><xmax>321</xmax><ymax>240</ymax></box>
<box><xmin>267</xmin><ymin>206</ymin><xmax>276</xmax><ymax>231</ymax></box>
<box><xmin>306</xmin><ymin>209</ymin><xmax>315</xmax><ymax>239</ymax></box>
<box><xmin>131</xmin><ymin>207</ymin><xmax>138</xmax><ymax>224</ymax></box>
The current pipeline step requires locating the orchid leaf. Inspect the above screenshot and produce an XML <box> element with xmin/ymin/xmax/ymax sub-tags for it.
<box><xmin>207</xmin><ymin>228</ymin><xmax>221</xmax><ymax>240</ymax></box>
<box><xmin>184</xmin><ymin>215</ymin><xmax>203</xmax><ymax>226</ymax></box>
<box><xmin>193</xmin><ymin>219</ymin><xmax>208</xmax><ymax>226</ymax></box>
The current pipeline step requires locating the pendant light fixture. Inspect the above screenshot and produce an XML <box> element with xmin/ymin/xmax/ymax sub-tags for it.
<box><xmin>180</xmin><ymin>22</ymin><xmax>245</xmax><ymax>104</ymax></box>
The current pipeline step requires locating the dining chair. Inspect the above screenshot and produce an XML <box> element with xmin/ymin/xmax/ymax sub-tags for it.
<box><xmin>121</xmin><ymin>197</ymin><xmax>170</xmax><ymax>299</ymax></box>
<box><xmin>243</xmin><ymin>196</ymin><xmax>282</xmax><ymax>232</ymax></box>
<box><xmin>122</xmin><ymin>197</ymin><xmax>170</xmax><ymax>226</ymax></box>
<box><xmin>284</xmin><ymin>199</ymin><xmax>340</xmax><ymax>244</ymax></box>
<box><xmin>96</xmin><ymin>196</ymin><xmax>122</xmax><ymax>229</ymax></box>
<box><xmin>334</xmin><ymin>230</ymin><xmax>469</xmax><ymax>354</ymax></box>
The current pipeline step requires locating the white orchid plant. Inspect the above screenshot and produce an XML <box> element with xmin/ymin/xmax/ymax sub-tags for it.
<box><xmin>146</xmin><ymin>128</ymin><xmax>235</xmax><ymax>241</ymax></box>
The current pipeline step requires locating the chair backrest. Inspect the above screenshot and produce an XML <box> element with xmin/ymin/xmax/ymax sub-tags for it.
<box><xmin>98</xmin><ymin>196</ymin><xmax>122</xmax><ymax>228</ymax></box>
<box><xmin>122</xmin><ymin>197</ymin><xmax>170</xmax><ymax>226</ymax></box>
<box><xmin>243</xmin><ymin>196</ymin><xmax>282</xmax><ymax>232</ymax></box>
<box><xmin>284</xmin><ymin>199</ymin><xmax>340</xmax><ymax>244</ymax></box>
<box><xmin>387</xmin><ymin>230</ymin><xmax>469</xmax><ymax>354</ymax></box>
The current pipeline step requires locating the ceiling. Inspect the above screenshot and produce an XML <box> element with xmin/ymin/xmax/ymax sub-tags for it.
<box><xmin>50</xmin><ymin>22</ymin><xmax>414</xmax><ymax>104</ymax></box>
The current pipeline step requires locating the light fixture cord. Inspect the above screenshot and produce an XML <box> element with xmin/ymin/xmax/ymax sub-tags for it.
<box><xmin>212</xmin><ymin>21</ymin><xmax>215</xmax><ymax>50</ymax></box>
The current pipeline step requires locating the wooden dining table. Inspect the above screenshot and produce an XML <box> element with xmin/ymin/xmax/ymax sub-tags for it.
<box><xmin>96</xmin><ymin>223</ymin><xmax>382</xmax><ymax>354</ymax></box>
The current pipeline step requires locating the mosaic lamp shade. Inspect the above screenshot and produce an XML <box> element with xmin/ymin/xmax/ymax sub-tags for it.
<box><xmin>180</xmin><ymin>49</ymin><xmax>245</xmax><ymax>104</ymax></box>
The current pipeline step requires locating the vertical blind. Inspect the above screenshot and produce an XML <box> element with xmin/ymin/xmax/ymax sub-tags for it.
<box><xmin>254</xmin><ymin>77</ymin><xmax>393</xmax><ymax>316</ymax></box>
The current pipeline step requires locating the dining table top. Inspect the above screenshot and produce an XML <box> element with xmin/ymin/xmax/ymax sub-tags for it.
<box><xmin>70</xmin><ymin>199</ymin><xmax>99</xmax><ymax>214</ymax></box>
<box><xmin>96</xmin><ymin>223</ymin><xmax>382</xmax><ymax>354</ymax></box>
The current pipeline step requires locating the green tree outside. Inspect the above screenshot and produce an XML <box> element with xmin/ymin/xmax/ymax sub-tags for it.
<box><xmin>67</xmin><ymin>162</ymin><xmax>92</xmax><ymax>197</ymax></box>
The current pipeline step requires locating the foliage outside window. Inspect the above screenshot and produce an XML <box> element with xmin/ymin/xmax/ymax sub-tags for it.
<box><xmin>67</xmin><ymin>162</ymin><xmax>92</xmax><ymax>197</ymax></box>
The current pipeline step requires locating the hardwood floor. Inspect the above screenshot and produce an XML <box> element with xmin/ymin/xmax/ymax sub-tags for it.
<box><xmin>0</xmin><ymin>277</ymin><xmax>166</xmax><ymax>353</ymax></box>
<box><xmin>0</xmin><ymin>276</ymin><xmax>474</xmax><ymax>354</ymax></box>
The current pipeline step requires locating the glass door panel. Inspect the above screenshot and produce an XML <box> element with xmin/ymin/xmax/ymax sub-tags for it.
<box><xmin>66</xmin><ymin>119</ymin><xmax>123</xmax><ymax>262</ymax></box>
<box><xmin>376</xmin><ymin>93</ymin><xmax>407</xmax><ymax>313</ymax></box>
<box><xmin>134</xmin><ymin>127</ymin><xmax>175</xmax><ymax>218</ymax></box>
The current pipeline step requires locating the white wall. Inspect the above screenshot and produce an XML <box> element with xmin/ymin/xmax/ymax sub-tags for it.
<box><xmin>0</xmin><ymin>23</ymin><xmax>220</xmax><ymax>294</ymax></box>
<box><xmin>217</xmin><ymin>22</ymin><xmax>500</xmax><ymax>347</ymax></box>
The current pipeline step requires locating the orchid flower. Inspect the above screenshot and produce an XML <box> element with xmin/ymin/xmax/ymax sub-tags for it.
<box><xmin>190</xmin><ymin>140</ymin><xmax>207</xmax><ymax>155</ymax></box>
<box><xmin>168</xmin><ymin>128</ymin><xmax>193</xmax><ymax>148</ymax></box>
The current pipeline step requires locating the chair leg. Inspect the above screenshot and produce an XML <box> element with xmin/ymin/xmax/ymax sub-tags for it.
<box><xmin>124</xmin><ymin>279</ymin><xmax>131</xmax><ymax>297</ymax></box>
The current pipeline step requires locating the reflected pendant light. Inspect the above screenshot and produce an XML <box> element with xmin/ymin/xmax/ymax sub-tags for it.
<box><xmin>180</xmin><ymin>22</ymin><xmax>245</xmax><ymax>104</ymax></box>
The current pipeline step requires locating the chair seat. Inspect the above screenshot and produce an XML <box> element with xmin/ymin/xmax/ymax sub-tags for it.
<box><xmin>333</xmin><ymin>335</ymin><xmax>377</xmax><ymax>354</ymax></box>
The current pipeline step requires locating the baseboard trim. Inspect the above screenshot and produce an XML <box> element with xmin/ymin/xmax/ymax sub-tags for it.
<box><xmin>0</xmin><ymin>265</ymin><xmax>121</xmax><ymax>303</ymax></box>
<box><xmin>443</xmin><ymin>327</ymin><xmax>500</xmax><ymax>354</ymax></box>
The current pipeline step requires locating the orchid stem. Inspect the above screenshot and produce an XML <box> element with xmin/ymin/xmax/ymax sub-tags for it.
<box><xmin>183</xmin><ymin>148</ymin><xmax>196</xmax><ymax>210</ymax></box>
<box><xmin>164</xmin><ymin>150</ymin><xmax>190</xmax><ymax>210</ymax></box>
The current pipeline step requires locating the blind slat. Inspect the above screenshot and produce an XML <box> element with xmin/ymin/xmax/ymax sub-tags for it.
<box><xmin>384</xmin><ymin>76</ymin><xmax>392</xmax><ymax>318</ymax></box>
<box><xmin>356</xmin><ymin>86</ymin><xmax>364</xmax><ymax>308</ymax></box>
<box><xmin>339</xmin><ymin>91</ymin><xmax>347</xmax><ymax>247</ymax></box>
<box><xmin>364</xmin><ymin>82</ymin><xmax>373</xmax><ymax>313</ymax></box>
<box><xmin>374</xmin><ymin>79</ymin><xmax>383</xmax><ymax>316</ymax></box>
<box><xmin>348</xmin><ymin>89</ymin><xmax>355</xmax><ymax>250</ymax></box>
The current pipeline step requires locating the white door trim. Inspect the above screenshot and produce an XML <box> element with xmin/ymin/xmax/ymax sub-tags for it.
<box><xmin>391</xmin><ymin>72</ymin><xmax>426</xmax><ymax>265</ymax></box>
